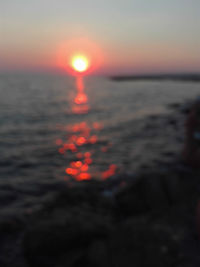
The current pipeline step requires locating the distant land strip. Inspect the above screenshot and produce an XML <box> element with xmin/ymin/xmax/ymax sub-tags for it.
<box><xmin>110</xmin><ymin>74</ymin><xmax>200</xmax><ymax>82</ymax></box>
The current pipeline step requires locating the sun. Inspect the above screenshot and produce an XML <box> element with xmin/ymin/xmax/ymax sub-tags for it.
<box><xmin>71</xmin><ymin>55</ymin><xmax>89</xmax><ymax>73</ymax></box>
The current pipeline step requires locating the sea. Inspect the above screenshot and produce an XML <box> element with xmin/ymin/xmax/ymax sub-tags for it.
<box><xmin>0</xmin><ymin>72</ymin><xmax>200</xmax><ymax>218</ymax></box>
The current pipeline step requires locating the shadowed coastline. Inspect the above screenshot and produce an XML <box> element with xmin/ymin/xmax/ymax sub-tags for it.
<box><xmin>110</xmin><ymin>73</ymin><xmax>200</xmax><ymax>82</ymax></box>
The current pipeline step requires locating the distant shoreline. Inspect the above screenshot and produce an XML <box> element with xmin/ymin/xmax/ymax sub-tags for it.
<box><xmin>110</xmin><ymin>73</ymin><xmax>200</xmax><ymax>82</ymax></box>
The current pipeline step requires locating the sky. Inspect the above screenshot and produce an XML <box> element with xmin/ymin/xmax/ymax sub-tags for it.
<box><xmin>0</xmin><ymin>0</ymin><xmax>200</xmax><ymax>75</ymax></box>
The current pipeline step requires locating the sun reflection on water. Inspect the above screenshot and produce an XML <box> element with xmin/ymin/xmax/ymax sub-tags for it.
<box><xmin>56</xmin><ymin>75</ymin><xmax>118</xmax><ymax>181</ymax></box>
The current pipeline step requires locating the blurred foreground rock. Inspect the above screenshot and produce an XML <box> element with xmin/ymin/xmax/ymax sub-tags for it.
<box><xmin>23</xmin><ymin>167</ymin><xmax>200</xmax><ymax>267</ymax></box>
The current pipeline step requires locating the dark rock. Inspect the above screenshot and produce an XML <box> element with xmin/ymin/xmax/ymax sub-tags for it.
<box><xmin>168</xmin><ymin>103</ymin><xmax>181</xmax><ymax>110</ymax></box>
<box><xmin>143</xmin><ymin>175</ymin><xmax>170</xmax><ymax>210</ymax></box>
<box><xmin>0</xmin><ymin>218</ymin><xmax>25</xmax><ymax>235</ymax></box>
<box><xmin>107</xmin><ymin>219</ymin><xmax>184</xmax><ymax>267</ymax></box>
<box><xmin>23</xmin><ymin>195</ymin><xmax>113</xmax><ymax>267</ymax></box>
<box><xmin>162</xmin><ymin>151</ymin><xmax>176</xmax><ymax>157</ymax></box>
<box><xmin>0</xmin><ymin>190</ymin><xmax>17</xmax><ymax>206</ymax></box>
<box><xmin>115</xmin><ymin>170</ymin><xmax>189</xmax><ymax>217</ymax></box>
<box><xmin>87</xmin><ymin>240</ymin><xmax>110</xmax><ymax>267</ymax></box>
<box><xmin>115</xmin><ymin>172</ymin><xmax>173</xmax><ymax>217</ymax></box>
<box><xmin>115</xmin><ymin>177</ymin><xmax>149</xmax><ymax>216</ymax></box>
<box><xmin>168</xmin><ymin>118</ymin><xmax>177</xmax><ymax>126</ymax></box>
<box><xmin>22</xmin><ymin>166</ymin><xmax>200</xmax><ymax>267</ymax></box>
<box><xmin>180</xmin><ymin>105</ymin><xmax>191</xmax><ymax>115</ymax></box>
<box><xmin>24</xmin><ymin>222</ymin><xmax>86</xmax><ymax>267</ymax></box>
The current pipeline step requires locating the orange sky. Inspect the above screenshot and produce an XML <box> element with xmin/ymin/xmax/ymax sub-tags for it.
<box><xmin>0</xmin><ymin>0</ymin><xmax>200</xmax><ymax>74</ymax></box>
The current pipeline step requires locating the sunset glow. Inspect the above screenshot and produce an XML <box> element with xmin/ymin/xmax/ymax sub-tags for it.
<box><xmin>71</xmin><ymin>55</ymin><xmax>89</xmax><ymax>73</ymax></box>
<box><xmin>56</xmin><ymin>38</ymin><xmax>103</xmax><ymax>75</ymax></box>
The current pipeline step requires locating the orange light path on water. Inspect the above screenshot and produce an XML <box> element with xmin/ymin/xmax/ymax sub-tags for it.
<box><xmin>57</xmin><ymin>106</ymin><xmax>120</xmax><ymax>181</ymax></box>
<box><xmin>71</xmin><ymin>75</ymin><xmax>89</xmax><ymax>114</ymax></box>
<box><xmin>55</xmin><ymin>46</ymin><xmax>117</xmax><ymax>182</ymax></box>
<box><xmin>56</xmin><ymin>119</ymin><xmax>118</xmax><ymax>181</ymax></box>
<box><xmin>56</xmin><ymin>120</ymin><xmax>118</xmax><ymax>181</ymax></box>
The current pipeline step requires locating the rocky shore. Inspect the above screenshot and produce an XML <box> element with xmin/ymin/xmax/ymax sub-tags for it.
<box><xmin>1</xmin><ymin>101</ymin><xmax>200</xmax><ymax>267</ymax></box>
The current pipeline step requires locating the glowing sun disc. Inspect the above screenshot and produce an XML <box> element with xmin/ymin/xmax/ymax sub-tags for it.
<box><xmin>71</xmin><ymin>55</ymin><xmax>89</xmax><ymax>72</ymax></box>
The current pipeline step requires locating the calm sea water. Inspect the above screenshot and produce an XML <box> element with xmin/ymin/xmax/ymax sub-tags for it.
<box><xmin>0</xmin><ymin>72</ymin><xmax>200</xmax><ymax>217</ymax></box>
